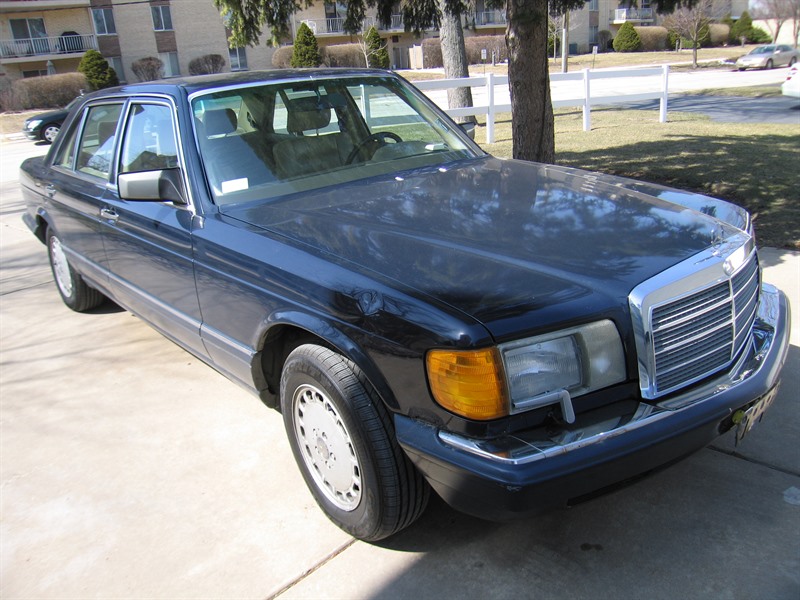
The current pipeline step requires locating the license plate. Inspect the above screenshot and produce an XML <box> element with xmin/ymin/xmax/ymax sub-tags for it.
<box><xmin>735</xmin><ymin>387</ymin><xmax>779</xmax><ymax>445</ymax></box>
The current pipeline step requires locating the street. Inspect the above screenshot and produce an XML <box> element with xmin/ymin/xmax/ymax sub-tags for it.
<box><xmin>1</xmin><ymin>134</ymin><xmax>798</xmax><ymax>599</ymax></box>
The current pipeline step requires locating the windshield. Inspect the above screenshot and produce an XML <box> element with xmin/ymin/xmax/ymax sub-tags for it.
<box><xmin>190</xmin><ymin>75</ymin><xmax>480</xmax><ymax>205</ymax></box>
<box><xmin>751</xmin><ymin>46</ymin><xmax>775</xmax><ymax>54</ymax></box>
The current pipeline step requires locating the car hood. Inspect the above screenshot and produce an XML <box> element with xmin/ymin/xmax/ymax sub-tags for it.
<box><xmin>222</xmin><ymin>157</ymin><xmax>746</xmax><ymax>340</ymax></box>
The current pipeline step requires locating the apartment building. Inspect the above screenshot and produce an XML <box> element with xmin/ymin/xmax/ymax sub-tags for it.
<box><xmin>0</xmin><ymin>0</ymin><xmax>276</xmax><ymax>84</ymax></box>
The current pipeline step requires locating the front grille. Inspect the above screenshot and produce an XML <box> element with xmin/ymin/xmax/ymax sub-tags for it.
<box><xmin>649</xmin><ymin>253</ymin><xmax>759</xmax><ymax>395</ymax></box>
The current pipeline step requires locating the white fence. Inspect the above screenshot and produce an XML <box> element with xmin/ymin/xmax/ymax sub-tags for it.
<box><xmin>413</xmin><ymin>65</ymin><xmax>670</xmax><ymax>142</ymax></box>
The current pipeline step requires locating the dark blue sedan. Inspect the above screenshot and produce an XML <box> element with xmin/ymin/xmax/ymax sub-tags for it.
<box><xmin>19</xmin><ymin>69</ymin><xmax>790</xmax><ymax>541</ymax></box>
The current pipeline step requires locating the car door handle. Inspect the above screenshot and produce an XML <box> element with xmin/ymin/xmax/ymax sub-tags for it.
<box><xmin>45</xmin><ymin>184</ymin><xmax>56</xmax><ymax>197</ymax></box>
<box><xmin>100</xmin><ymin>207</ymin><xmax>119</xmax><ymax>222</ymax></box>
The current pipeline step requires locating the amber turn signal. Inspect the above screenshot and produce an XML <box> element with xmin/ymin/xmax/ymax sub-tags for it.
<box><xmin>426</xmin><ymin>348</ymin><xmax>509</xmax><ymax>420</ymax></box>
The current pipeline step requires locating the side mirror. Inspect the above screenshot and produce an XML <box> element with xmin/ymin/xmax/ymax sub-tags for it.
<box><xmin>118</xmin><ymin>168</ymin><xmax>187</xmax><ymax>204</ymax></box>
<box><xmin>458</xmin><ymin>121</ymin><xmax>476</xmax><ymax>140</ymax></box>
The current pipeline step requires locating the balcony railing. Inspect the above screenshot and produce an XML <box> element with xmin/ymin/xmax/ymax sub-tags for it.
<box><xmin>611</xmin><ymin>8</ymin><xmax>654</xmax><ymax>22</ymax></box>
<box><xmin>474</xmin><ymin>10</ymin><xmax>507</xmax><ymax>26</ymax></box>
<box><xmin>0</xmin><ymin>33</ymin><xmax>97</xmax><ymax>59</ymax></box>
<box><xmin>299</xmin><ymin>15</ymin><xmax>404</xmax><ymax>35</ymax></box>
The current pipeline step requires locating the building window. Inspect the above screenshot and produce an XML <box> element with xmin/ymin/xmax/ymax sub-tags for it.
<box><xmin>151</xmin><ymin>6</ymin><xmax>174</xmax><ymax>31</ymax></box>
<box><xmin>92</xmin><ymin>8</ymin><xmax>117</xmax><ymax>35</ymax></box>
<box><xmin>108</xmin><ymin>56</ymin><xmax>125</xmax><ymax>82</ymax></box>
<box><xmin>229</xmin><ymin>47</ymin><xmax>248</xmax><ymax>71</ymax></box>
<box><xmin>159</xmin><ymin>51</ymin><xmax>180</xmax><ymax>77</ymax></box>
<box><xmin>588</xmin><ymin>0</ymin><xmax>598</xmax><ymax>10</ymax></box>
<box><xmin>10</xmin><ymin>18</ymin><xmax>50</xmax><ymax>54</ymax></box>
<box><xmin>590</xmin><ymin>25</ymin><xmax>599</xmax><ymax>44</ymax></box>
<box><xmin>22</xmin><ymin>69</ymin><xmax>49</xmax><ymax>78</ymax></box>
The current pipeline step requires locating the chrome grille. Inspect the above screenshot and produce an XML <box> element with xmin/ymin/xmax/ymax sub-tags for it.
<box><xmin>649</xmin><ymin>253</ymin><xmax>759</xmax><ymax>395</ymax></box>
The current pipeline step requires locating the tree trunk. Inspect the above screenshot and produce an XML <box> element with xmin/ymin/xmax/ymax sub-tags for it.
<box><xmin>506</xmin><ymin>0</ymin><xmax>555</xmax><ymax>163</ymax></box>
<box><xmin>439</xmin><ymin>2</ymin><xmax>475</xmax><ymax>124</ymax></box>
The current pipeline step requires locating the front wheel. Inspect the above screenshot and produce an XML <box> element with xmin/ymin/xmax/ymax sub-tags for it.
<box><xmin>280</xmin><ymin>344</ymin><xmax>429</xmax><ymax>541</ymax></box>
<box><xmin>47</xmin><ymin>229</ymin><xmax>105</xmax><ymax>312</ymax></box>
<box><xmin>765</xmin><ymin>59</ymin><xmax>773</xmax><ymax>70</ymax></box>
<box><xmin>42</xmin><ymin>124</ymin><xmax>60</xmax><ymax>143</ymax></box>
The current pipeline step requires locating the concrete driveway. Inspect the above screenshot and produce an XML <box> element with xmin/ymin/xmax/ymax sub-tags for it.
<box><xmin>1</xmin><ymin>139</ymin><xmax>798</xmax><ymax>599</ymax></box>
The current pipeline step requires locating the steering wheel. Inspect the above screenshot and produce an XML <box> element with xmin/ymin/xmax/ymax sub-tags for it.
<box><xmin>345</xmin><ymin>131</ymin><xmax>402</xmax><ymax>164</ymax></box>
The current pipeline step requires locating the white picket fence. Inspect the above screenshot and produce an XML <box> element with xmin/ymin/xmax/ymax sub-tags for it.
<box><xmin>412</xmin><ymin>65</ymin><xmax>670</xmax><ymax>142</ymax></box>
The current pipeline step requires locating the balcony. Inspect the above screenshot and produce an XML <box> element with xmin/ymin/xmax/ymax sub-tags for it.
<box><xmin>611</xmin><ymin>8</ymin><xmax>654</xmax><ymax>23</ymax></box>
<box><xmin>298</xmin><ymin>15</ymin><xmax>404</xmax><ymax>36</ymax></box>
<box><xmin>0</xmin><ymin>0</ymin><xmax>90</xmax><ymax>11</ymax></box>
<box><xmin>0</xmin><ymin>33</ymin><xmax>97</xmax><ymax>62</ymax></box>
<box><xmin>474</xmin><ymin>10</ymin><xmax>507</xmax><ymax>27</ymax></box>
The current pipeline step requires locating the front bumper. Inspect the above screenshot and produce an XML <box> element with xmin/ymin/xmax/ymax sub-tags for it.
<box><xmin>397</xmin><ymin>284</ymin><xmax>790</xmax><ymax>521</ymax></box>
<box><xmin>22</xmin><ymin>129</ymin><xmax>40</xmax><ymax>141</ymax></box>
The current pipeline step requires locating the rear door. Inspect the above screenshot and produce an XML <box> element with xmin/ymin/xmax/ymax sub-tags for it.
<box><xmin>43</xmin><ymin>101</ymin><xmax>124</xmax><ymax>290</ymax></box>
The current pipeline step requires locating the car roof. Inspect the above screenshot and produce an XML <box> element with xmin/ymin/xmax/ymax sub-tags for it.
<box><xmin>87</xmin><ymin>68</ymin><xmax>396</xmax><ymax>100</ymax></box>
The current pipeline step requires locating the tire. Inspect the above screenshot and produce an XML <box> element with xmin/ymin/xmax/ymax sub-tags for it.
<box><xmin>789</xmin><ymin>57</ymin><xmax>797</xmax><ymax>67</ymax></box>
<box><xmin>46</xmin><ymin>229</ymin><xmax>105</xmax><ymax>312</ymax></box>
<box><xmin>765</xmin><ymin>59</ymin><xmax>773</xmax><ymax>70</ymax></box>
<box><xmin>280</xmin><ymin>344</ymin><xmax>429</xmax><ymax>541</ymax></box>
<box><xmin>42</xmin><ymin>123</ymin><xmax>60</xmax><ymax>144</ymax></box>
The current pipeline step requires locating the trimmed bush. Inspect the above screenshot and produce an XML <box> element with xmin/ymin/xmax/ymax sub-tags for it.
<box><xmin>291</xmin><ymin>23</ymin><xmax>322</xmax><ymax>67</ymax></box>
<box><xmin>323</xmin><ymin>44</ymin><xmax>367</xmax><ymax>67</ymax></box>
<box><xmin>465</xmin><ymin>35</ymin><xmax>508</xmax><ymax>64</ymax></box>
<box><xmin>708</xmin><ymin>24</ymin><xmax>730</xmax><ymax>46</ymax></box>
<box><xmin>188</xmin><ymin>54</ymin><xmax>226</xmax><ymax>75</ymax></box>
<box><xmin>634</xmin><ymin>26</ymin><xmax>668</xmax><ymax>51</ymax></box>
<box><xmin>730</xmin><ymin>11</ymin><xmax>752</xmax><ymax>43</ymax></box>
<box><xmin>422</xmin><ymin>38</ymin><xmax>443</xmax><ymax>68</ymax></box>
<box><xmin>132</xmin><ymin>56</ymin><xmax>164</xmax><ymax>81</ymax></box>
<box><xmin>598</xmin><ymin>30</ymin><xmax>613</xmax><ymax>51</ymax></box>
<box><xmin>8</xmin><ymin>73</ymin><xmax>87</xmax><ymax>110</ymax></box>
<box><xmin>78</xmin><ymin>49</ymin><xmax>119</xmax><ymax>90</ymax></box>
<box><xmin>365</xmin><ymin>26</ymin><xmax>390</xmax><ymax>68</ymax></box>
<box><xmin>749</xmin><ymin>27</ymin><xmax>771</xmax><ymax>43</ymax></box>
<box><xmin>613</xmin><ymin>22</ymin><xmax>642</xmax><ymax>52</ymax></box>
<box><xmin>272</xmin><ymin>45</ymin><xmax>294</xmax><ymax>68</ymax></box>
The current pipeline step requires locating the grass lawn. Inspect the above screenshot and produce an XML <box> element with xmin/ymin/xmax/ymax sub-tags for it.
<box><xmin>477</xmin><ymin>110</ymin><xmax>800</xmax><ymax>250</ymax></box>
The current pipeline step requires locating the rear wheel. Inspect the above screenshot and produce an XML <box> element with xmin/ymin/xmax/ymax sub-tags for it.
<box><xmin>789</xmin><ymin>57</ymin><xmax>797</xmax><ymax>67</ymax></box>
<box><xmin>47</xmin><ymin>229</ymin><xmax>105</xmax><ymax>312</ymax></box>
<box><xmin>280</xmin><ymin>344</ymin><xmax>429</xmax><ymax>541</ymax></box>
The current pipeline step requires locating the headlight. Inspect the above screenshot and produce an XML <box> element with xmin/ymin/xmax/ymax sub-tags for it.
<box><xmin>26</xmin><ymin>119</ymin><xmax>42</xmax><ymax>129</ymax></box>
<box><xmin>426</xmin><ymin>320</ymin><xmax>626</xmax><ymax>421</ymax></box>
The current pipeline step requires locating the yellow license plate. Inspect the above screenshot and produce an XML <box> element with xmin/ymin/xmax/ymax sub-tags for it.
<box><xmin>735</xmin><ymin>387</ymin><xmax>779</xmax><ymax>445</ymax></box>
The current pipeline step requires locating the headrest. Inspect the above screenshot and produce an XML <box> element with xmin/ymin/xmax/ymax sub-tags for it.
<box><xmin>287</xmin><ymin>97</ymin><xmax>331</xmax><ymax>134</ymax></box>
<box><xmin>97</xmin><ymin>120</ymin><xmax>117</xmax><ymax>144</ymax></box>
<box><xmin>204</xmin><ymin>108</ymin><xmax>237</xmax><ymax>137</ymax></box>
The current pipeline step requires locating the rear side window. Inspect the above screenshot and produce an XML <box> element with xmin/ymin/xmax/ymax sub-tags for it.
<box><xmin>75</xmin><ymin>104</ymin><xmax>123</xmax><ymax>179</ymax></box>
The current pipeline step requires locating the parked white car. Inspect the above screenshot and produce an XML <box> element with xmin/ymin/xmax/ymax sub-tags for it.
<box><xmin>736</xmin><ymin>44</ymin><xmax>798</xmax><ymax>70</ymax></box>
<box><xmin>782</xmin><ymin>65</ymin><xmax>800</xmax><ymax>98</ymax></box>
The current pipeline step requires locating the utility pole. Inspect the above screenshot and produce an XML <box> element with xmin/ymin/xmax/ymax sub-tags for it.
<box><xmin>561</xmin><ymin>10</ymin><xmax>569</xmax><ymax>73</ymax></box>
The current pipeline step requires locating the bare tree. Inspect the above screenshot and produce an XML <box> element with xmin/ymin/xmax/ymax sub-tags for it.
<box><xmin>663</xmin><ymin>0</ymin><xmax>726</xmax><ymax>68</ymax></box>
<box><xmin>752</xmin><ymin>0</ymin><xmax>800</xmax><ymax>47</ymax></box>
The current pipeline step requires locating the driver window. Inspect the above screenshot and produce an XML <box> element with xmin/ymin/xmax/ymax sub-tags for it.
<box><xmin>120</xmin><ymin>103</ymin><xmax>178</xmax><ymax>173</ymax></box>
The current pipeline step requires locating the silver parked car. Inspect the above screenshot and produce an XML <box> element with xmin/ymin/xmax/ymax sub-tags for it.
<box><xmin>736</xmin><ymin>44</ymin><xmax>799</xmax><ymax>70</ymax></box>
